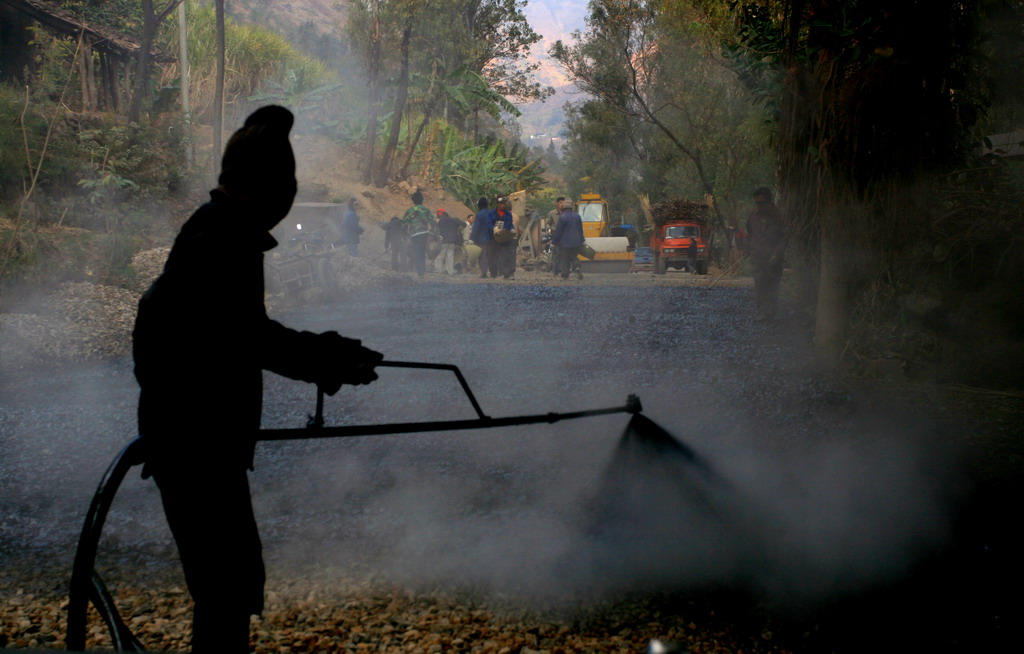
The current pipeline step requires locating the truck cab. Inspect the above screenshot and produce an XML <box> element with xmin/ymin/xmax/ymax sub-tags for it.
<box><xmin>652</xmin><ymin>220</ymin><xmax>708</xmax><ymax>275</ymax></box>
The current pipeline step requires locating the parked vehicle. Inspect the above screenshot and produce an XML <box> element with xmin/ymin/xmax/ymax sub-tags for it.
<box><xmin>574</xmin><ymin>193</ymin><xmax>633</xmax><ymax>273</ymax></box>
<box><xmin>647</xmin><ymin>199</ymin><xmax>711</xmax><ymax>275</ymax></box>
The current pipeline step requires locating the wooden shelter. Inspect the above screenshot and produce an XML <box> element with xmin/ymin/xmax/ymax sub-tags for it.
<box><xmin>0</xmin><ymin>0</ymin><xmax>172</xmax><ymax>113</ymax></box>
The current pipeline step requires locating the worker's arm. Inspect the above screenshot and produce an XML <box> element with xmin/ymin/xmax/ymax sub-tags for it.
<box><xmin>259</xmin><ymin>320</ymin><xmax>382</xmax><ymax>393</ymax></box>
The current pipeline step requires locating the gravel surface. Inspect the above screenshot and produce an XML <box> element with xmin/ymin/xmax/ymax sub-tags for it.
<box><xmin>1</xmin><ymin>272</ymin><xmax>1021</xmax><ymax>653</ymax></box>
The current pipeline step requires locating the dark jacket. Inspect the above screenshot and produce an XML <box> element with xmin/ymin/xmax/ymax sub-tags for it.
<box><xmin>437</xmin><ymin>214</ymin><xmax>465</xmax><ymax>245</ymax></box>
<box><xmin>133</xmin><ymin>191</ymin><xmax>360</xmax><ymax>471</ymax></box>
<box><xmin>470</xmin><ymin>208</ymin><xmax>494</xmax><ymax>244</ymax></box>
<box><xmin>552</xmin><ymin>209</ymin><xmax>585</xmax><ymax>249</ymax></box>
<box><xmin>383</xmin><ymin>217</ymin><xmax>406</xmax><ymax>251</ymax></box>
<box><xmin>746</xmin><ymin>203</ymin><xmax>786</xmax><ymax>263</ymax></box>
<box><xmin>340</xmin><ymin>207</ymin><xmax>362</xmax><ymax>244</ymax></box>
<box><xmin>492</xmin><ymin>209</ymin><xmax>514</xmax><ymax>232</ymax></box>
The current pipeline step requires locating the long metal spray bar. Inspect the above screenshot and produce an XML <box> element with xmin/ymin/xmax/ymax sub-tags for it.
<box><xmin>67</xmin><ymin>360</ymin><xmax>643</xmax><ymax>651</ymax></box>
<box><xmin>272</xmin><ymin>360</ymin><xmax>643</xmax><ymax>439</ymax></box>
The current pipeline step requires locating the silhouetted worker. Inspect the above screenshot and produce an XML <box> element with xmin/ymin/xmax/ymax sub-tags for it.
<box><xmin>132</xmin><ymin>106</ymin><xmax>383</xmax><ymax>653</ymax></box>
<box><xmin>552</xmin><ymin>199</ymin><xmax>584</xmax><ymax>280</ymax></box>
<box><xmin>746</xmin><ymin>187</ymin><xmax>787</xmax><ymax>320</ymax></box>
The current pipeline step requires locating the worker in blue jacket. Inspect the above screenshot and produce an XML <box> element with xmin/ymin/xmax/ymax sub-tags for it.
<box><xmin>552</xmin><ymin>202</ymin><xmax>585</xmax><ymax>280</ymax></box>
<box><xmin>470</xmin><ymin>197</ymin><xmax>496</xmax><ymax>278</ymax></box>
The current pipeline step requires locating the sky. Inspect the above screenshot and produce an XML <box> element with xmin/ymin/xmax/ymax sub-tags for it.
<box><xmin>523</xmin><ymin>0</ymin><xmax>588</xmax><ymax>87</ymax></box>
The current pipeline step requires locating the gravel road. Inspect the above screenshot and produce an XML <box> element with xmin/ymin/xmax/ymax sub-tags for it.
<box><xmin>1</xmin><ymin>273</ymin><xmax>1020</xmax><ymax>652</ymax></box>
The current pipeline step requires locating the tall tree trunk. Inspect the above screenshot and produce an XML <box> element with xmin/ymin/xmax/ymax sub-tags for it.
<box><xmin>101</xmin><ymin>54</ymin><xmax>119</xmax><ymax>112</ymax></box>
<box><xmin>128</xmin><ymin>2</ymin><xmax>185</xmax><ymax>121</ymax></box>
<box><xmin>398</xmin><ymin>108</ymin><xmax>432</xmax><ymax>180</ymax></box>
<box><xmin>376</xmin><ymin>25</ymin><xmax>412</xmax><ymax>187</ymax></box>
<box><xmin>814</xmin><ymin>207</ymin><xmax>848</xmax><ymax>363</ymax></box>
<box><xmin>79</xmin><ymin>36</ymin><xmax>94</xmax><ymax>112</ymax></box>
<box><xmin>128</xmin><ymin>0</ymin><xmax>157</xmax><ymax>122</ymax></box>
<box><xmin>362</xmin><ymin>6</ymin><xmax>382</xmax><ymax>185</ymax></box>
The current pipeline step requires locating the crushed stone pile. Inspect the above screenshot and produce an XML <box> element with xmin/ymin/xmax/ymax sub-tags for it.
<box><xmin>128</xmin><ymin>246</ymin><xmax>171</xmax><ymax>295</ymax></box>
<box><xmin>0</xmin><ymin>282</ymin><xmax>137</xmax><ymax>362</ymax></box>
<box><xmin>0</xmin><ymin>578</ymin><xmax>774</xmax><ymax>653</ymax></box>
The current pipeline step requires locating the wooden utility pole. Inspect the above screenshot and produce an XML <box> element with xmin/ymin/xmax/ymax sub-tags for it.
<box><xmin>213</xmin><ymin>0</ymin><xmax>226</xmax><ymax>167</ymax></box>
<box><xmin>177</xmin><ymin>1</ymin><xmax>191</xmax><ymax>164</ymax></box>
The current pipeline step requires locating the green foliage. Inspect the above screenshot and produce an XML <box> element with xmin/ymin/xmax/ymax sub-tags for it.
<box><xmin>0</xmin><ymin>84</ymin><xmax>87</xmax><ymax>203</ymax></box>
<box><xmin>437</xmin><ymin>127</ymin><xmax>545</xmax><ymax>209</ymax></box>
<box><xmin>77</xmin><ymin>171</ymin><xmax>139</xmax><ymax>204</ymax></box>
<box><xmin>158</xmin><ymin>1</ymin><xmax>341</xmax><ymax>125</ymax></box>
<box><xmin>552</xmin><ymin>0</ymin><xmax>773</xmax><ymax>228</ymax></box>
<box><xmin>71</xmin><ymin>114</ymin><xmax>187</xmax><ymax>208</ymax></box>
<box><xmin>525</xmin><ymin>186</ymin><xmax>561</xmax><ymax>218</ymax></box>
<box><xmin>59</xmin><ymin>0</ymin><xmax>144</xmax><ymax>38</ymax></box>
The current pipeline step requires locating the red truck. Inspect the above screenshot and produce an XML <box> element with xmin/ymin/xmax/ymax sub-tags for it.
<box><xmin>652</xmin><ymin>220</ymin><xmax>708</xmax><ymax>275</ymax></box>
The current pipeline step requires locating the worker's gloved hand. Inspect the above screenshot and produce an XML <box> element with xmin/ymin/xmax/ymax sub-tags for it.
<box><xmin>316</xmin><ymin>331</ymin><xmax>384</xmax><ymax>396</ymax></box>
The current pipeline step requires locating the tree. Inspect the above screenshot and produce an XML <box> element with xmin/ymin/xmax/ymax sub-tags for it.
<box><xmin>552</xmin><ymin>1</ymin><xmax>770</xmax><ymax>232</ymax></box>
<box><xmin>348</xmin><ymin>0</ymin><xmax>541</xmax><ymax>186</ymax></box>
<box><xmin>552</xmin><ymin>1</ymin><xmax>728</xmax><ymax>228</ymax></box>
<box><xmin>723</xmin><ymin>0</ymin><xmax>983</xmax><ymax>361</ymax></box>
<box><xmin>347</xmin><ymin>0</ymin><xmax>390</xmax><ymax>184</ymax></box>
<box><xmin>128</xmin><ymin>0</ymin><xmax>185</xmax><ymax>123</ymax></box>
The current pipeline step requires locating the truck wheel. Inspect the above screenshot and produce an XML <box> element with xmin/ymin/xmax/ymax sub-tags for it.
<box><xmin>655</xmin><ymin>256</ymin><xmax>667</xmax><ymax>275</ymax></box>
<box><xmin>696</xmin><ymin>260</ymin><xmax>708</xmax><ymax>275</ymax></box>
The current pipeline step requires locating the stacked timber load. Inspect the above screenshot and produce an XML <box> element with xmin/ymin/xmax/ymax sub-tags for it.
<box><xmin>650</xmin><ymin>198</ymin><xmax>710</xmax><ymax>225</ymax></box>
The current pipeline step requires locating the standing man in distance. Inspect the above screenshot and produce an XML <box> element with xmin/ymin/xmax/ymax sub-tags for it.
<box><xmin>435</xmin><ymin>209</ymin><xmax>465</xmax><ymax>275</ymax></box>
<box><xmin>402</xmin><ymin>190</ymin><xmax>434</xmax><ymax>278</ymax></box>
<box><xmin>547</xmin><ymin>196</ymin><xmax>566</xmax><ymax>276</ymax></box>
<box><xmin>470</xmin><ymin>197</ymin><xmax>495</xmax><ymax>278</ymax></box>
<box><xmin>339</xmin><ymin>197</ymin><xmax>363</xmax><ymax>256</ymax></box>
<box><xmin>552</xmin><ymin>198</ymin><xmax>585</xmax><ymax>280</ymax></box>
<box><xmin>492</xmin><ymin>194</ymin><xmax>517</xmax><ymax>279</ymax></box>
<box><xmin>746</xmin><ymin>187</ymin><xmax>787</xmax><ymax>321</ymax></box>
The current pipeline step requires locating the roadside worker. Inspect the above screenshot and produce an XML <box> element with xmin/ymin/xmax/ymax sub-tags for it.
<box><xmin>132</xmin><ymin>105</ymin><xmax>383</xmax><ymax>653</ymax></box>
<box><xmin>339</xmin><ymin>196</ymin><xmax>363</xmax><ymax>256</ymax></box>
<box><xmin>724</xmin><ymin>224</ymin><xmax>742</xmax><ymax>270</ymax></box>
<box><xmin>548</xmin><ymin>196</ymin><xmax>566</xmax><ymax>275</ymax></box>
<box><xmin>402</xmin><ymin>190</ymin><xmax>434</xmax><ymax>278</ymax></box>
<box><xmin>552</xmin><ymin>197</ymin><xmax>584</xmax><ymax>280</ymax></box>
<box><xmin>746</xmin><ymin>186</ymin><xmax>787</xmax><ymax>321</ymax></box>
<box><xmin>436</xmin><ymin>209</ymin><xmax>465</xmax><ymax>275</ymax></box>
<box><xmin>470</xmin><ymin>197</ymin><xmax>496</xmax><ymax>278</ymax></box>
<box><xmin>382</xmin><ymin>215</ymin><xmax>408</xmax><ymax>271</ymax></box>
<box><xmin>546</xmin><ymin>196</ymin><xmax>565</xmax><ymax>234</ymax></box>
<box><xmin>491</xmin><ymin>194</ymin><xmax>517</xmax><ymax>279</ymax></box>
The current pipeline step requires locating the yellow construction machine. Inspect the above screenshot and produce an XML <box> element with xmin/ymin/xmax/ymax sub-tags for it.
<box><xmin>574</xmin><ymin>193</ymin><xmax>632</xmax><ymax>272</ymax></box>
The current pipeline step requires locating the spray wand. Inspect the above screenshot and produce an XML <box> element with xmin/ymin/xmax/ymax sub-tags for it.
<box><xmin>68</xmin><ymin>360</ymin><xmax>643</xmax><ymax>651</ymax></box>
